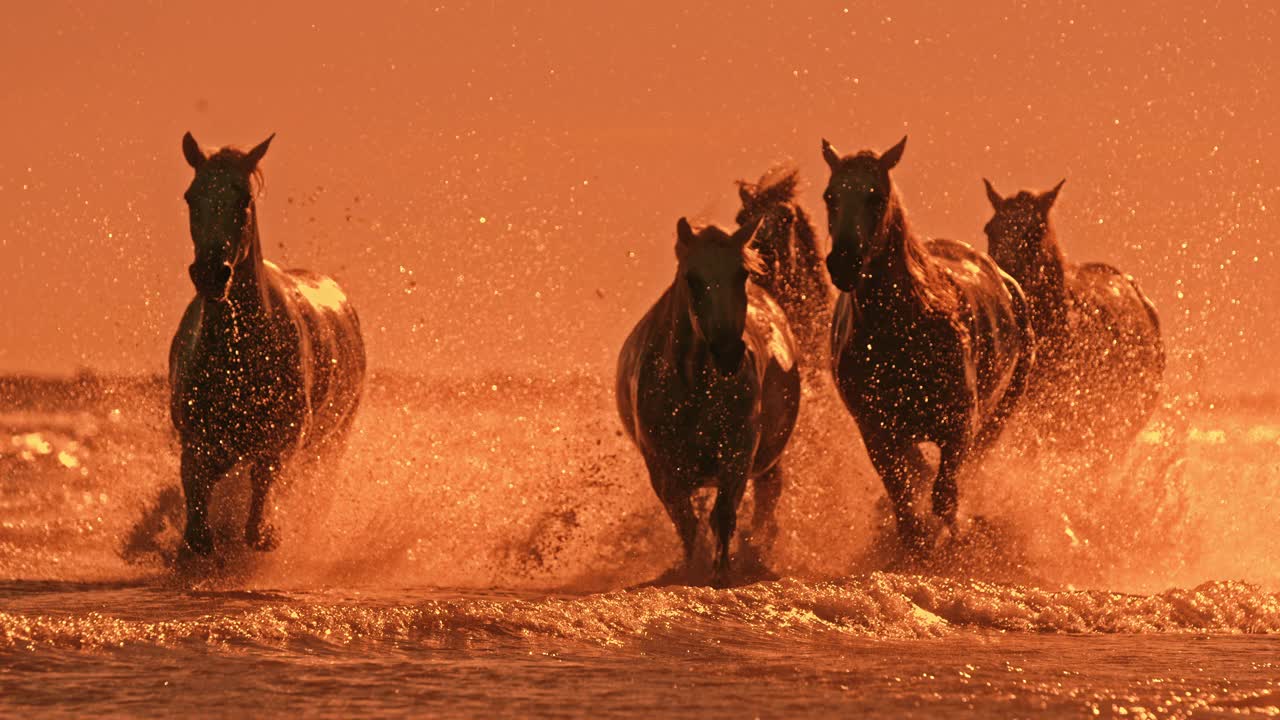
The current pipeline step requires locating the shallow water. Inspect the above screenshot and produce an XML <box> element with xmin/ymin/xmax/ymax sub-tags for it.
<box><xmin>1</xmin><ymin>374</ymin><xmax>1278</xmax><ymax>717</ymax></box>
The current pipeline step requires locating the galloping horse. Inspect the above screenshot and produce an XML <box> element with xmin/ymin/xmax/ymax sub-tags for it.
<box><xmin>616</xmin><ymin>218</ymin><xmax>800</xmax><ymax>585</ymax></box>
<box><xmin>170</xmin><ymin>132</ymin><xmax>366</xmax><ymax>556</ymax></box>
<box><xmin>982</xmin><ymin>179</ymin><xmax>1164</xmax><ymax>450</ymax></box>
<box><xmin>735</xmin><ymin>166</ymin><xmax>830</xmax><ymax>369</ymax></box>
<box><xmin>822</xmin><ymin>137</ymin><xmax>1034</xmax><ymax>554</ymax></box>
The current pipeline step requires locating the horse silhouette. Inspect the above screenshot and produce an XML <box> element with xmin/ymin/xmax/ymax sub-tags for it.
<box><xmin>822</xmin><ymin>136</ymin><xmax>1035</xmax><ymax>555</ymax></box>
<box><xmin>170</xmin><ymin>132</ymin><xmax>366</xmax><ymax>557</ymax></box>
<box><xmin>982</xmin><ymin>178</ymin><xmax>1164</xmax><ymax>452</ymax></box>
<box><xmin>616</xmin><ymin>218</ymin><xmax>800</xmax><ymax>585</ymax></box>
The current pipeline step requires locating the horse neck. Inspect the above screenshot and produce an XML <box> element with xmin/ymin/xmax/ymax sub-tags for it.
<box><xmin>207</xmin><ymin>207</ymin><xmax>271</xmax><ymax>325</ymax></box>
<box><xmin>792</xmin><ymin>205</ymin><xmax>823</xmax><ymax>270</ymax></box>
<box><xmin>1024</xmin><ymin>225</ymin><xmax>1069</xmax><ymax>335</ymax></box>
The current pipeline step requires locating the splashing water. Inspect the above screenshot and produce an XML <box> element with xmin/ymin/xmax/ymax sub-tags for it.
<box><xmin>1</xmin><ymin>372</ymin><xmax>1277</xmax><ymax>716</ymax></box>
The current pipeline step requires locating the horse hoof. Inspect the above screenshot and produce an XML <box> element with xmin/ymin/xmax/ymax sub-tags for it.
<box><xmin>183</xmin><ymin>531</ymin><xmax>214</xmax><ymax>557</ymax></box>
<box><xmin>246</xmin><ymin>524</ymin><xmax>278</xmax><ymax>552</ymax></box>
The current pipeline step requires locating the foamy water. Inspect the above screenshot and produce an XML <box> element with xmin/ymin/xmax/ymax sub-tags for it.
<box><xmin>1</xmin><ymin>374</ymin><xmax>1278</xmax><ymax>717</ymax></box>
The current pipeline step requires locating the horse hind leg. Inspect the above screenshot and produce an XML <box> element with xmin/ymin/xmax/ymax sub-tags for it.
<box><xmin>245</xmin><ymin>458</ymin><xmax>280</xmax><ymax>551</ymax></box>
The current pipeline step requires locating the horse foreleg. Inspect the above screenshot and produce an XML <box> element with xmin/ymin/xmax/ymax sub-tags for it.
<box><xmin>180</xmin><ymin>446</ymin><xmax>223</xmax><ymax>556</ymax></box>
<box><xmin>710</xmin><ymin>464</ymin><xmax>750</xmax><ymax>587</ymax></box>
<box><xmin>647</xmin><ymin>459</ymin><xmax>699</xmax><ymax>570</ymax></box>
<box><xmin>246</xmin><ymin>460</ymin><xmax>279</xmax><ymax>551</ymax></box>
<box><xmin>745</xmin><ymin>463</ymin><xmax>784</xmax><ymax>565</ymax></box>
<box><xmin>932</xmin><ymin>442</ymin><xmax>966</xmax><ymax>534</ymax></box>
<box><xmin>867</xmin><ymin>439</ymin><xmax>931</xmax><ymax>555</ymax></box>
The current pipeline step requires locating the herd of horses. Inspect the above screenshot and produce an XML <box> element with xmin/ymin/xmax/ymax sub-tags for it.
<box><xmin>170</xmin><ymin>132</ymin><xmax>1164</xmax><ymax>586</ymax></box>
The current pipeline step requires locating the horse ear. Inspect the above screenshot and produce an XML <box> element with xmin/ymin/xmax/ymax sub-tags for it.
<box><xmin>983</xmin><ymin>178</ymin><xmax>1004</xmax><ymax>210</ymax></box>
<box><xmin>676</xmin><ymin>217</ymin><xmax>695</xmax><ymax>246</ymax></box>
<box><xmin>244</xmin><ymin>133</ymin><xmax>275</xmax><ymax>170</ymax></box>
<box><xmin>821</xmin><ymin>139</ymin><xmax>840</xmax><ymax>169</ymax></box>
<box><xmin>1039</xmin><ymin>179</ymin><xmax>1065</xmax><ymax>211</ymax></box>
<box><xmin>738</xmin><ymin>183</ymin><xmax>755</xmax><ymax>207</ymax></box>
<box><xmin>880</xmin><ymin>135</ymin><xmax>907</xmax><ymax>170</ymax></box>
<box><xmin>182</xmin><ymin>132</ymin><xmax>205</xmax><ymax>169</ymax></box>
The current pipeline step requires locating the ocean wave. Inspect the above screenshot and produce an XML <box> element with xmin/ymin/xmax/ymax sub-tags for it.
<box><xmin>3</xmin><ymin>574</ymin><xmax>1277</xmax><ymax>654</ymax></box>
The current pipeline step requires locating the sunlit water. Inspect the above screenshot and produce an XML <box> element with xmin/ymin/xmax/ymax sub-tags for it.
<box><xmin>1</xmin><ymin>373</ymin><xmax>1277</xmax><ymax>717</ymax></box>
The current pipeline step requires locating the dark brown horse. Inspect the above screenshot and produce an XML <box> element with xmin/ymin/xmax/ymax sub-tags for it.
<box><xmin>735</xmin><ymin>166</ymin><xmax>830</xmax><ymax>370</ymax></box>
<box><xmin>616</xmin><ymin>218</ymin><xmax>800</xmax><ymax>585</ymax></box>
<box><xmin>982</xmin><ymin>179</ymin><xmax>1164</xmax><ymax>450</ymax></box>
<box><xmin>822</xmin><ymin>136</ymin><xmax>1035</xmax><ymax>554</ymax></box>
<box><xmin>170</xmin><ymin>132</ymin><xmax>366</xmax><ymax>557</ymax></box>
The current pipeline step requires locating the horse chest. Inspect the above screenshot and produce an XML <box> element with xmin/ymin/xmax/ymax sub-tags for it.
<box><xmin>836</xmin><ymin>318</ymin><xmax>970</xmax><ymax>433</ymax></box>
<box><xmin>173</xmin><ymin>327</ymin><xmax>307</xmax><ymax>445</ymax></box>
<box><xmin>636</xmin><ymin>365</ymin><xmax>758</xmax><ymax>473</ymax></box>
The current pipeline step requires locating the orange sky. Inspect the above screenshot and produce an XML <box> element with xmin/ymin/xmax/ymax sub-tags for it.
<box><xmin>0</xmin><ymin>2</ymin><xmax>1275</xmax><ymax>394</ymax></box>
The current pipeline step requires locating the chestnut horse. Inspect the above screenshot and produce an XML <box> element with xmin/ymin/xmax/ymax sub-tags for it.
<box><xmin>982</xmin><ymin>179</ymin><xmax>1164</xmax><ymax>451</ymax></box>
<box><xmin>822</xmin><ymin>136</ymin><xmax>1034</xmax><ymax>554</ymax></box>
<box><xmin>617</xmin><ymin>219</ymin><xmax>800</xmax><ymax>585</ymax></box>
<box><xmin>170</xmin><ymin>132</ymin><xmax>365</xmax><ymax>557</ymax></box>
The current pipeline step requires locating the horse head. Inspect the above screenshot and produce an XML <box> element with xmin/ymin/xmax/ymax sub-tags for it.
<box><xmin>735</xmin><ymin>167</ymin><xmax>801</xmax><ymax>279</ymax></box>
<box><xmin>181</xmin><ymin>132</ymin><xmax>274</xmax><ymax>301</ymax></box>
<box><xmin>982</xmin><ymin>178</ymin><xmax>1065</xmax><ymax>282</ymax></box>
<box><xmin>675</xmin><ymin>217</ymin><xmax>763</xmax><ymax>375</ymax></box>
<box><xmin>821</xmin><ymin>136</ymin><xmax>906</xmax><ymax>292</ymax></box>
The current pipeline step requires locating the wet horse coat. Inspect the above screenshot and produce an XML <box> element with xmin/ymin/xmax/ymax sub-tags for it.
<box><xmin>982</xmin><ymin>179</ymin><xmax>1163</xmax><ymax>451</ymax></box>
<box><xmin>170</xmin><ymin>133</ymin><xmax>365</xmax><ymax>556</ymax></box>
<box><xmin>616</xmin><ymin>219</ymin><xmax>800</xmax><ymax>584</ymax></box>
<box><xmin>822</xmin><ymin>137</ymin><xmax>1035</xmax><ymax>553</ymax></box>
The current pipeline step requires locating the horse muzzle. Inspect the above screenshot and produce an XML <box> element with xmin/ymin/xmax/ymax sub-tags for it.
<box><xmin>826</xmin><ymin>253</ymin><xmax>859</xmax><ymax>293</ymax></box>
<box><xmin>190</xmin><ymin>262</ymin><xmax>233</xmax><ymax>300</ymax></box>
<box><xmin>710</xmin><ymin>338</ymin><xmax>747</xmax><ymax>376</ymax></box>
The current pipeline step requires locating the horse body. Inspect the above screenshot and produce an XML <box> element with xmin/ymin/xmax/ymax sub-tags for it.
<box><xmin>170</xmin><ymin>133</ymin><xmax>365</xmax><ymax>556</ymax></box>
<box><xmin>617</xmin><ymin>219</ymin><xmax>800</xmax><ymax>585</ymax></box>
<box><xmin>735</xmin><ymin>167</ymin><xmax>830</xmax><ymax>368</ymax></box>
<box><xmin>983</xmin><ymin>181</ymin><xmax>1163</xmax><ymax>450</ymax></box>
<box><xmin>822</xmin><ymin>137</ymin><xmax>1034</xmax><ymax>553</ymax></box>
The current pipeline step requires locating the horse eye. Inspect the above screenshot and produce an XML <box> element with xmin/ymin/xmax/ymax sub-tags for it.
<box><xmin>686</xmin><ymin>273</ymin><xmax>705</xmax><ymax>295</ymax></box>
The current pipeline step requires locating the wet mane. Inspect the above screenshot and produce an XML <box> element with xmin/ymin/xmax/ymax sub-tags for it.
<box><xmin>738</xmin><ymin>165</ymin><xmax>800</xmax><ymax>207</ymax></box>
<box><xmin>883</xmin><ymin>185</ymin><xmax>958</xmax><ymax>316</ymax></box>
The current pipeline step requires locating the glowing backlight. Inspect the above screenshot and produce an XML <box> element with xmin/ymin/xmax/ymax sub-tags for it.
<box><xmin>297</xmin><ymin>277</ymin><xmax>348</xmax><ymax>312</ymax></box>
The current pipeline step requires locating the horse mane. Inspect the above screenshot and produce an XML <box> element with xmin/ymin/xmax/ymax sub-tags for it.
<box><xmin>737</xmin><ymin>164</ymin><xmax>799</xmax><ymax>207</ymax></box>
<box><xmin>885</xmin><ymin>187</ymin><xmax>959</xmax><ymax>316</ymax></box>
<box><xmin>792</xmin><ymin>204</ymin><xmax>823</xmax><ymax>259</ymax></box>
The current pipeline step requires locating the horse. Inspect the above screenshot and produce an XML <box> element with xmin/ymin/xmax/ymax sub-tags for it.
<box><xmin>982</xmin><ymin>178</ymin><xmax>1164</xmax><ymax>451</ymax></box>
<box><xmin>735</xmin><ymin>166</ymin><xmax>830</xmax><ymax>371</ymax></box>
<box><xmin>821</xmin><ymin>136</ymin><xmax>1035</xmax><ymax>555</ymax></box>
<box><xmin>616</xmin><ymin>218</ymin><xmax>801</xmax><ymax>586</ymax></box>
<box><xmin>170</xmin><ymin>132</ymin><xmax>366</xmax><ymax>557</ymax></box>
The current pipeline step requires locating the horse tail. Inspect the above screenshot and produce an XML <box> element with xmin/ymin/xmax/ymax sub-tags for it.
<box><xmin>974</xmin><ymin>270</ymin><xmax>1036</xmax><ymax>455</ymax></box>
